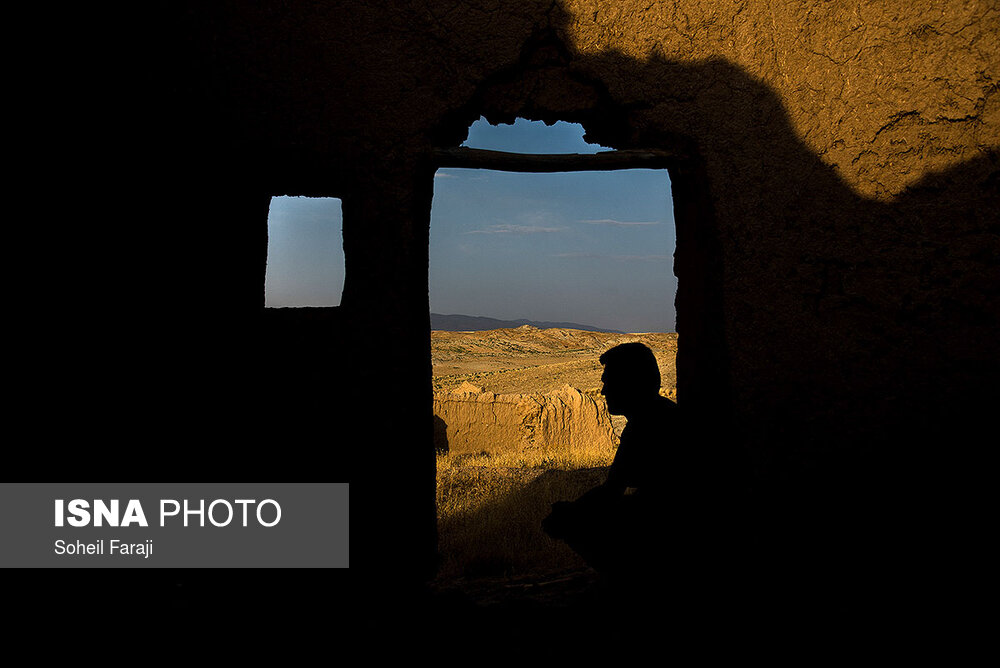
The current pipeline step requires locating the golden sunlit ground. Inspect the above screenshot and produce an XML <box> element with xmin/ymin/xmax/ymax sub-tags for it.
<box><xmin>432</xmin><ymin>327</ymin><xmax>677</xmax><ymax>591</ymax></box>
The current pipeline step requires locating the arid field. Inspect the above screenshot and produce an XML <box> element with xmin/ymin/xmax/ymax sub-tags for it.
<box><xmin>432</xmin><ymin>327</ymin><xmax>677</xmax><ymax>590</ymax></box>
<box><xmin>432</xmin><ymin>326</ymin><xmax>677</xmax><ymax>396</ymax></box>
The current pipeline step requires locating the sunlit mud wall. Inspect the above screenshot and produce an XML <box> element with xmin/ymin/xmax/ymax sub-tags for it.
<box><xmin>433</xmin><ymin>383</ymin><xmax>618</xmax><ymax>456</ymax></box>
<box><xmin>102</xmin><ymin>1</ymin><xmax>998</xmax><ymax>594</ymax></box>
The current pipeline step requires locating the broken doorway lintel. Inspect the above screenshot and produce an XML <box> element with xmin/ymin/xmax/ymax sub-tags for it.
<box><xmin>433</xmin><ymin>147</ymin><xmax>683</xmax><ymax>172</ymax></box>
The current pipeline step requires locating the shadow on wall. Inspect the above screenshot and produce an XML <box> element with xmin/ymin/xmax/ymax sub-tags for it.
<box><xmin>65</xmin><ymin>2</ymin><xmax>997</xmax><ymax>637</ymax></box>
<box><xmin>441</xmin><ymin>31</ymin><xmax>998</xmax><ymax>456</ymax></box>
<box><xmin>419</xmin><ymin>1</ymin><xmax>998</xmax><ymax>630</ymax></box>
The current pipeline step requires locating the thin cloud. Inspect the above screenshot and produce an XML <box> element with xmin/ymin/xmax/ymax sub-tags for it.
<box><xmin>579</xmin><ymin>219</ymin><xmax>659</xmax><ymax>227</ymax></box>
<box><xmin>616</xmin><ymin>254</ymin><xmax>671</xmax><ymax>262</ymax></box>
<box><xmin>552</xmin><ymin>251</ymin><xmax>603</xmax><ymax>259</ymax></box>
<box><xmin>466</xmin><ymin>224</ymin><xmax>567</xmax><ymax>235</ymax></box>
<box><xmin>554</xmin><ymin>252</ymin><xmax>670</xmax><ymax>262</ymax></box>
<box><xmin>434</xmin><ymin>169</ymin><xmax>490</xmax><ymax>181</ymax></box>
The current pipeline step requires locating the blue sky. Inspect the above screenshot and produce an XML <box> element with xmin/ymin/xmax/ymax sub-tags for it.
<box><xmin>266</xmin><ymin>118</ymin><xmax>676</xmax><ymax>332</ymax></box>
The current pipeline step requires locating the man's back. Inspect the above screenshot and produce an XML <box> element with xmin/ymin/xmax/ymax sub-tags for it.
<box><xmin>605</xmin><ymin>395</ymin><xmax>682</xmax><ymax>498</ymax></box>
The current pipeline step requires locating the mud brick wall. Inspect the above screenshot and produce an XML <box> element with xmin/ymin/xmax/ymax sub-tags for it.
<box><xmin>33</xmin><ymin>1</ymin><xmax>997</xmax><ymax>597</ymax></box>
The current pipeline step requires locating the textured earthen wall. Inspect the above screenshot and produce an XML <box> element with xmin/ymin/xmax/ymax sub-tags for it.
<box><xmin>91</xmin><ymin>1</ymin><xmax>997</xmax><ymax>594</ymax></box>
<box><xmin>192</xmin><ymin>2</ymin><xmax>997</xmax><ymax>446</ymax></box>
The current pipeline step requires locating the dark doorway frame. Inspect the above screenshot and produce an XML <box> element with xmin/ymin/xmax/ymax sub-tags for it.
<box><xmin>430</xmin><ymin>143</ymin><xmax>730</xmax><ymax>423</ymax></box>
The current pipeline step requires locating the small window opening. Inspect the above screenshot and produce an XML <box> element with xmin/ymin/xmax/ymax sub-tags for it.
<box><xmin>265</xmin><ymin>196</ymin><xmax>344</xmax><ymax>307</ymax></box>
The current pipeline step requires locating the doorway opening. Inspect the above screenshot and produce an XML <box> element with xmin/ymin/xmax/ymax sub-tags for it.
<box><xmin>431</xmin><ymin>117</ymin><xmax>678</xmax><ymax>581</ymax></box>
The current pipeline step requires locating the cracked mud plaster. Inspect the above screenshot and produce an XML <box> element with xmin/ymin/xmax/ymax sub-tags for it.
<box><xmin>554</xmin><ymin>0</ymin><xmax>998</xmax><ymax>199</ymax></box>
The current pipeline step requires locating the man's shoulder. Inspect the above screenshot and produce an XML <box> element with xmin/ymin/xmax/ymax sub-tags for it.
<box><xmin>624</xmin><ymin>396</ymin><xmax>678</xmax><ymax>437</ymax></box>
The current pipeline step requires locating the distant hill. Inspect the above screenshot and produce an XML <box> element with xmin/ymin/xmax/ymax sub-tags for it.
<box><xmin>431</xmin><ymin>313</ymin><xmax>624</xmax><ymax>334</ymax></box>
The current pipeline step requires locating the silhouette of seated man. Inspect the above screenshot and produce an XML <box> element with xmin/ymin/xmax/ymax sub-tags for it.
<box><xmin>542</xmin><ymin>342</ymin><xmax>680</xmax><ymax>585</ymax></box>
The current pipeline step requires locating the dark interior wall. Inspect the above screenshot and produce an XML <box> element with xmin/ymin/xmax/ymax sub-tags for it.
<box><xmin>15</xmin><ymin>1</ymin><xmax>997</xmax><ymax>606</ymax></box>
<box><xmin>171</xmin><ymin>0</ymin><xmax>998</xmax><ymax>446</ymax></box>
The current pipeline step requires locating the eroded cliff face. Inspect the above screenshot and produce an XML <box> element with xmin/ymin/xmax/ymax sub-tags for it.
<box><xmin>433</xmin><ymin>382</ymin><xmax>618</xmax><ymax>455</ymax></box>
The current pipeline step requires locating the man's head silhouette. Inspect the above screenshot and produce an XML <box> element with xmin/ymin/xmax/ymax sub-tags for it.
<box><xmin>599</xmin><ymin>342</ymin><xmax>661</xmax><ymax>416</ymax></box>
